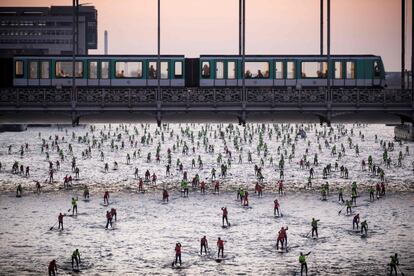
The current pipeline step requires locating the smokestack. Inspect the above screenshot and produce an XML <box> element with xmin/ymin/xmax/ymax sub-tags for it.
<box><xmin>104</xmin><ymin>30</ymin><xmax>108</xmax><ymax>55</ymax></box>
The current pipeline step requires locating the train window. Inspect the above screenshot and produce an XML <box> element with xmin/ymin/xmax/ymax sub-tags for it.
<box><xmin>201</xmin><ymin>61</ymin><xmax>210</xmax><ymax>78</ymax></box>
<box><xmin>101</xmin><ymin>62</ymin><xmax>109</xmax><ymax>79</ymax></box>
<box><xmin>161</xmin><ymin>61</ymin><xmax>168</xmax><ymax>79</ymax></box>
<box><xmin>373</xmin><ymin>61</ymin><xmax>381</xmax><ymax>77</ymax></box>
<box><xmin>228</xmin><ymin>61</ymin><xmax>236</xmax><ymax>79</ymax></box>
<box><xmin>216</xmin><ymin>61</ymin><xmax>224</xmax><ymax>79</ymax></box>
<box><xmin>174</xmin><ymin>61</ymin><xmax>183</xmax><ymax>78</ymax></box>
<box><xmin>148</xmin><ymin>62</ymin><xmax>158</xmax><ymax>79</ymax></box>
<box><xmin>244</xmin><ymin>62</ymin><xmax>269</xmax><ymax>79</ymax></box>
<box><xmin>346</xmin><ymin>62</ymin><xmax>355</xmax><ymax>79</ymax></box>
<box><xmin>89</xmin><ymin>61</ymin><xmax>98</xmax><ymax>79</ymax></box>
<box><xmin>301</xmin><ymin>62</ymin><xmax>327</xmax><ymax>78</ymax></box>
<box><xmin>55</xmin><ymin>61</ymin><xmax>83</xmax><ymax>78</ymax></box>
<box><xmin>15</xmin><ymin>60</ymin><xmax>24</xmax><ymax>78</ymax></box>
<box><xmin>275</xmin><ymin>62</ymin><xmax>284</xmax><ymax>79</ymax></box>
<box><xmin>334</xmin><ymin>62</ymin><xmax>343</xmax><ymax>79</ymax></box>
<box><xmin>40</xmin><ymin>61</ymin><xmax>49</xmax><ymax>79</ymax></box>
<box><xmin>115</xmin><ymin>61</ymin><xmax>142</xmax><ymax>78</ymax></box>
<box><xmin>287</xmin><ymin>62</ymin><xmax>295</xmax><ymax>79</ymax></box>
<box><xmin>29</xmin><ymin>61</ymin><xmax>38</xmax><ymax>79</ymax></box>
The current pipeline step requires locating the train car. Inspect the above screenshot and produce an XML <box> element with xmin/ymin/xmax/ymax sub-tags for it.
<box><xmin>198</xmin><ymin>55</ymin><xmax>385</xmax><ymax>88</ymax></box>
<box><xmin>12</xmin><ymin>55</ymin><xmax>185</xmax><ymax>87</ymax></box>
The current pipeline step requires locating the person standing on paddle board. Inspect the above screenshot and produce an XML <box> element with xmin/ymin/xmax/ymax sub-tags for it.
<box><xmin>353</xmin><ymin>214</ymin><xmax>360</xmax><ymax>230</ymax></box>
<box><xmin>221</xmin><ymin>207</ymin><xmax>229</xmax><ymax>227</ymax></box>
<box><xmin>16</xmin><ymin>184</ymin><xmax>22</xmax><ymax>197</ymax></box>
<box><xmin>200</xmin><ymin>236</ymin><xmax>208</xmax><ymax>255</ymax></box>
<box><xmin>105</xmin><ymin>211</ymin><xmax>113</xmax><ymax>229</ymax></box>
<box><xmin>274</xmin><ymin>199</ymin><xmax>280</xmax><ymax>216</ymax></box>
<box><xmin>214</xmin><ymin>180</ymin><xmax>220</xmax><ymax>194</ymax></box>
<box><xmin>48</xmin><ymin>259</ymin><xmax>57</xmax><ymax>276</ymax></box>
<box><xmin>243</xmin><ymin>191</ymin><xmax>249</xmax><ymax>206</ymax></box>
<box><xmin>299</xmin><ymin>252</ymin><xmax>311</xmax><ymax>276</ymax></box>
<box><xmin>71</xmin><ymin>197</ymin><xmax>78</xmax><ymax>215</ymax></box>
<box><xmin>174</xmin><ymin>243</ymin><xmax>182</xmax><ymax>266</ymax></box>
<box><xmin>163</xmin><ymin>189</ymin><xmax>169</xmax><ymax>202</ymax></box>
<box><xmin>311</xmin><ymin>218</ymin><xmax>319</xmax><ymax>238</ymax></box>
<box><xmin>71</xmin><ymin>249</ymin><xmax>81</xmax><ymax>269</ymax></box>
<box><xmin>58</xmin><ymin>213</ymin><xmax>65</xmax><ymax>230</ymax></box>
<box><xmin>360</xmin><ymin>220</ymin><xmax>368</xmax><ymax>235</ymax></box>
<box><xmin>83</xmin><ymin>185</ymin><xmax>89</xmax><ymax>199</ymax></box>
<box><xmin>35</xmin><ymin>181</ymin><xmax>41</xmax><ymax>194</ymax></box>
<box><xmin>338</xmin><ymin>187</ymin><xmax>344</xmax><ymax>202</ymax></box>
<box><xmin>217</xmin><ymin>237</ymin><xmax>225</xmax><ymax>258</ymax></box>
<box><xmin>104</xmin><ymin>191</ymin><xmax>110</xmax><ymax>205</ymax></box>
<box><xmin>345</xmin><ymin>200</ymin><xmax>352</xmax><ymax>215</ymax></box>
<box><xmin>111</xmin><ymin>208</ymin><xmax>117</xmax><ymax>221</ymax></box>
<box><xmin>276</xmin><ymin>227</ymin><xmax>286</xmax><ymax>250</ymax></box>
<box><xmin>389</xmin><ymin>253</ymin><xmax>399</xmax><ymax>275</ymax></box>
<box><xmin>278</xmin><ymin>180</ymin><xmax>284</xmax><ymax>195</ymax></box>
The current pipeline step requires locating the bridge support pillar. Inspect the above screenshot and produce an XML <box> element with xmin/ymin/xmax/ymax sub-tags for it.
<box><xmin>71</xmin><ymin>112</ymin><xmax>80</xmax><ymax>127</ymax></box>
<box><xmin>156</xmin><ymin>111</ymin><xmax>161</xmax><ymax>127</ymax></box>
<box><xmin>318</xmin><ymin>113</ymin><xmax>331</xmax><ymax>127</ymax></box>
<box><xmin>238</xmin><ymin>111</ymin><xmax>246</xmax><ymax>126</ymax></box>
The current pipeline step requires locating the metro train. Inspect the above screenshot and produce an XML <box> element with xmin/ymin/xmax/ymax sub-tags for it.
<box><xmin>2</xmin><ymin>54</ymin><xmax>386</xmax><ymax>88</ymax></box>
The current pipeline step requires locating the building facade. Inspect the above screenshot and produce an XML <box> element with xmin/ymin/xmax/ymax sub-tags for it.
<box><xmin>0</xmin><ymin>6</ymin><xmax>97</xmax><ymax>56</ymax></box>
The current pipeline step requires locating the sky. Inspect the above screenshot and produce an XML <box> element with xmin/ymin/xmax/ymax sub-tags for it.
<box><xmin>1</xmin><ymin>0</ymin><xmax>412</xmax><ymax>71</ymax></box>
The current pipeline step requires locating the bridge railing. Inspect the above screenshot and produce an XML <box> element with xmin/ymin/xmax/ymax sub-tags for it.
<box><xmin>0</xmin><ymin>87</ymin><xmax>412</xmax><ymax>109</ymax></box>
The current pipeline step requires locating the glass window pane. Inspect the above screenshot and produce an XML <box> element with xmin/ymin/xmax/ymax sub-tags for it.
<box><xmin>55</xmin><ymin>61</ymin><xmax>83</xmax><ymax>78</ymax></box>
<box><xmin>101</xmin><ymin>61</ymin><xmax>109</xmax><ymax>79</ymax></box>
<box><xmin>148</xmin><ymin>62</ymin><xmax>157</xmax><ymax>79</ymax></box>
<box><xmin>275</xmin><ymin>62</ymin><xmax>283</xmax><ymax>79</ymax></box>
<box><xmin>201</xmin><ymin>61</ymin><xmax>210</xmax><ymax>78</ymax></box>
<box><xmin>40</xmin><ymin>61</ymin><xmax>49</xmax><ymax>79</ymax></box>
<box><xmin>15</xmin><ymin>60</ymin><xmax>24</xmax><ymax>78</ymax></box>
<box><xmin>29</xmin><ymin>61</ymin><xmax>38</xmax><ymax>79</ymax></box>
<box><xmin>115</xmin><ymin>61</ymin><xmax>142</xmax><ymax>78</ymax></box>
<box><xmin>174</xmin><ymin>61</ymin><xmax>183</xmax><ymax>78</ymax></box>
<box><xmin>216</xmin><ymin>61</ymin><xmax>224</xmax><ymax>79</ymax></box>
<box><xmin>335</xmin><ymin>62</ymin><xmax>343</xmax><ymax>79</ymax></box>
<box><xmin>244</xmin><ymin>62</ymin><xmax>269</xmax><ymax>79</ymax></box>
<box><xmin>89</xmin><ymin>61</ymin><xmax>98</xmax><ymax>79</ymax></box>
<box><xmin>228</xmin><ymin>61</ymin><xmax>235</xmax><ymax>79</ymax></box>
<box><xmin>287</xmin><ymin>62</ymin><xmax>295</xmax><ymax>79</ymax></box>
<box><xmin>346</xmin><ymin>62</ymin><xmax>355</xmax><ymax>79</ymax></box>
<box><xmin>373</xmin><ymin>61</ymin><xmax>380</xmax><ymax>77</ymax></box>
<box><xmin>301</xmin><ymin>62</ymin><xmax>327</xmax><ymax>78</ymax></box>
<box><xmin>161</xmin><ymin>61</ymin><xmax>168</xmax><ymax>79</ymax></box>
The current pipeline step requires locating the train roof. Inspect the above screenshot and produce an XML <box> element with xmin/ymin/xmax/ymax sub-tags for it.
<box><xmin>200</xmin><ymin>54</ymin><xmax>381</xmax><ymax>59</ymax></box>
<box><xmin>13</xmin><ymin>54</ymin><xmax>185</xmax><ymax>58</ymax></box>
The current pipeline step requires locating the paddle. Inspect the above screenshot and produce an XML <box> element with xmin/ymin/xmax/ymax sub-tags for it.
<box><xmin>338</xmin><ymin>207</ymin><xmax>345</xmax><ymax>215</ymax></box>
<box><xmin>397</xmin><ymin>265</ymin><xmax>405</xmax><ymax>276</ymax></box>
<box><xmin>49</xmin><ymin>221</ymin><xmax>58</xmax><ymax>231</ymax></box>
<box><xmin>304</xmin><ymin>229</ymin><xmax>312</xmax><ymax>238</ymax></box>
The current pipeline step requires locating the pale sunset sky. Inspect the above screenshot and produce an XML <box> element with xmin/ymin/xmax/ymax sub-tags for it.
<box><xmin>1</xmin><ymin>0</ymin><xmax>412</xmax><ymax>71</ymax></box>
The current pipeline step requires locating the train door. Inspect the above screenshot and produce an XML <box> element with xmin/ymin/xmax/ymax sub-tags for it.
<box><xmin>214</xmin><ymin>60</ymin><xmax>225</xmax><ymax>87</ymax></box>
<box><xmin>226</xmin><ymin>60</ymin><xmax>237</xmax><ymax>86</ymax></box>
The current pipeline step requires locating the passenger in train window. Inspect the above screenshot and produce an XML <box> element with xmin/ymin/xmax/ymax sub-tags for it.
<box><xmin>264</xmin><ymin>70</ymin><xmax>269</xmax><ymax>78</ymax></box>
<box><xmin>149</xmin><ymin>65</ymin><xmax>156</xmax><ymax>79</ymax></box>
<box><xmin>317</xmin><ymin>71</ymin><xmax>322</xmax><ymax>78</ymax></box>
<box><xmin>202</xmin><ymin>63</ymin><xmax>210</xmax><ymax>78</ymax></box>
<box><xmin>302</xmin><ymin>72</ymin><xmax>307</xmax><ymax>78</ymax></box>
<box><xmin>374</xmin><ymin>62</ymin><xmax>380</xmax><ymax>77</ymax></box>
<box><xmin>76</xmin><ymin>71</ymin><xmax>83</xmax><ymax>78</ymax></box>
<box><xmin>117</xmin><ymin>70</ymin><xmax>125</xmax><ymax>78</ymax></box>
<box><xmin>257</xmin><ymin>70</ymin><xmax>264</xmax><ymax>79</ymax></box>
<box><xmin>245</xmin><ymin>70</ymin><xmax>252</xmax><ymax>79</ymax></box>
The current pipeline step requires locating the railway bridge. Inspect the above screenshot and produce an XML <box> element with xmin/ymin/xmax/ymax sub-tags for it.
<box><xmin>0</xmin><ymin>87</ymin><xmax>413</xmax><ymax>126</ymax></box>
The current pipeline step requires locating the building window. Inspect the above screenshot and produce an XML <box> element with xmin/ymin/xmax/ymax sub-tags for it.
<box><xmin>101</xmin><ymin>62</ymin><xmax>109</xmax><ymax>79</ymax></box>
<box><xmin>275</xmin><ymin>62</ymin><xmax>284</xmax><ymax>79</ymax></box>
<box><xmin>216</xmin><ymin>61</ymin><xmax>224</xmax><ymax>79</ymax></box>
<box><xmin>29</xmin><ymin>61</ymin><xmax>38</xmax><ymax>79</ymax></box>
<box><xmin>148</xmin><ymin>62</ymin><xmax>157</xmax><ymax>79</ymax></box>
<box><xmin>228</xmin><ymin>61</ymin><xmax>236</xmax><ymax>79</ymax></box>
<box><xmin>174</xmin><ymin>61</ymin><xmax>183</xmax><ymax>79</ymax></box>
<box><xmin>287</xmin><ymin>62</ymin><xmax>295</xmax><ymax>79</ymax></box>
<box><xmin>346</xmin><ymin>62</ymin><xmax>355</xmax><ymax>79</ymax></box>
<box><xmin>201</xmin><ymin>61</ymin><xmax>210</xmax><ymax>78</ymax></box>
<box><xmin>115</xmin><ymin>61</ymin><xmax>142</xmax><ymax>78</ymax></box>
<box><xmin>160</xmin><ymin>61</ymin><xmax>168</xmax><ymax>79</ymax></box>
<box><xmin>245</xmin><ymin>62</ymin><xmax>269</xmax><ymax>79</ymax></box>
<box><xmin>301</xmin><ymin>62</ymin><xmax>328</xmax><ymax>78</ymax></box>
<box><xmin>40</xmin><ymin>61</ymin><xmax>49</xmax><ymax>79</ymax></box>
<box><xmin>89</xmin><ymin>61</ymin><xmax>98</xmax><ymax>79</ymax></box>
<box><xmin>334</xmin><ymin>62</ymin><xmax>343</xmax><ymax>79</ymax></box>
<box><xmin>15</xmin><ymin>60</ymin><xmax>24</xmax><ymax>78</ymax></box>
<box><xmin>55</xmin><ymin>61</ymin><xmax>83</xmax><ymax>78</ymax></box>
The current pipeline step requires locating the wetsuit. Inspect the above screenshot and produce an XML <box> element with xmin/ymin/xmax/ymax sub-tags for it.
<box><xmin>105</xmin><ymin>211</ymin><xmax>113</xmax><ymax>229</ymax></box>
<box><xmin>175</xmin><ymin>243</ymin><xmax>182</xmax><ymax>265</ymax></box>
<box><xmin>71</xmin><ymin>249</ymin><xmax>80</xmax><ymax>268</ymax></box>
<box><xmin>389</xmin><ymin>254</ymin><xmax>399</xmax><ymax>275</ymax></box>
<box><xmin>311</xmin><ymin>219</ymin><xmax>319</xmax><ymax>238</ymax></box>
<box><xmin>217</xmin><ymin>239</ymin><xmax>224</xmax><ymax>258</ymax></box>
<box><xmin>111</xmin><ymin>208</ymin><xmax>117</xmax><ymax>221</ymax></box>
<box><xmin>48</xmin><ymin>260</ymin><xmax>57</xmax><ymax>276</ymax></box>
<box><xmin>361</xmin><ymin>221</ymin><xmax>368</xmax><ymax>235</ymax></box>
<box><xmin>104</xmin><ymin>191</ymin><xmax>109</xmax><ymax>204</ymax></box>
<box><xmin>58</xmin><ymin>213</ymin><xmax>64</xmax><ymax>230</ymax></box>
<box><xmin>274</xmin><ymin>200</ymin><xmax>280</xmax><ymax>216</ymax></box>
<box><xmin>222</xmin><ymin>207</ymin><xmax>229</xmax><ymax>226</ymax></box>
<box><xmin>72</xmin><ymin>198</ymin><xmax>78</xmax><ymax>215</ymax></box>
<box><xmin>200</xmin><ymin>237</ymin><xmax>208</xmax><ymax>255</ymax></box>
<box><xmin>346</xmin><ymin>201</ymin><xmax>352</xmax><ymax>215</ymax></box>
<box><xmin>163</xmin><ymin>189</ymin><xmax>169</xmax><ymax>202</ymax></box>
<box><xmin>338</xmin><ymin>188</ymin><xmax>344</xmax><ymax>202</ymax></box>
<box><xmin>353</xmin><ymin>214</ymin><xmax>360</xmax><ymax>229</ymax></box>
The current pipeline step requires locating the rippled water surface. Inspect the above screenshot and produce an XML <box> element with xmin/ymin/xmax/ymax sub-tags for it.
<box><xmin>0</xmin><ymin>191</ymin><xmax>413</xmax><ymax>275</ymax></box>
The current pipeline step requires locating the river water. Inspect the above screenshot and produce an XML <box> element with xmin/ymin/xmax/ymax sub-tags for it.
<box><xmin>0</xmin><ymin>191</ymin><xmax>413</xmax><ymax>275</ymax></box>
